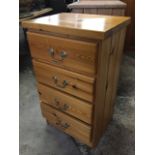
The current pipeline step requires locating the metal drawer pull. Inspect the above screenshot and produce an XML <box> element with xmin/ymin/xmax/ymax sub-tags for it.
<box><xmin>60</xmin><ymin>51</ymin><xmax>68</xmax><ymax>60</ymax></box>
<box><xmin>52</xmin><ymin>76</ymin><xmax>68</xmax><ymax>88</ymax></box>
<box><xmin>61</xmin><ymin>123</ymin><xmax>70</xmax><ymax>129</ymax></box>
<box><xmin>51</xmin><ymin>112</ymin><xmax>70</xmax><ymax>129</ymax></box>
<box><xmin>48</xmin><ymin>48</ymin><xmax>55</xmax><ymax>57</ymax></box>
<box><xmin>60</xmin><ymin>104</ymin><xmax>69</xmax><ymax>111</ymax></box>
<box><xmin>48</xmin><ymin>49</ymin><xmax>67</xmax><ymax>61</ymax></box>
<box><xmin>52</xmin><ymin>113</ymin><xmax>61</xmax><ymax>126</ymax></box>
<box><xmin>54</xmin><ymin>98</ymin><xmax>69</xmax><ymax>111</ymax></box>
<box><xmin>54</xmin><ymin>98</ymin><xmax>60</xmax><ymax>106</ymax></box>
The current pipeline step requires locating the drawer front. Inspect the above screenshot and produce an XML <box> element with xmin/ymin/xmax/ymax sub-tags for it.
<box><xmin>41</xmin><ymin>103</ymin><xmax>91</xmax><ymax>144</ymax></box>
<box><xmin>33</xmin><ymin>60</ymin><xmax>94</xmax><ymax>102</ymax></box>
<box><xmin>27</xmin><ymin>32</ymin><xmax>97</xmax><ymax>76</ymax></box>
<box><xmin>38</xmin><ymin>83</ymin><xmax>93</xmax><ymax>124</ymax></box>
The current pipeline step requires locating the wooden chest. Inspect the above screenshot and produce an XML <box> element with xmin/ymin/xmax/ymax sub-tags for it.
<box><xmin>68</xmin><ymin>0</ymin><xmax>126</xmax><ymax>16</ymax></box>
<box><xmin>22</xmin><ymin>13</ymin><xmax>130</xmax><ymax>147</ymax></box>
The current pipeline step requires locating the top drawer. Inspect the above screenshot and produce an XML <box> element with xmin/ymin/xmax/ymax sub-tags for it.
<box><xmin>27</xmin><ymin>32</ymin><xmax>97</xmax><ymax>76</ymax></box>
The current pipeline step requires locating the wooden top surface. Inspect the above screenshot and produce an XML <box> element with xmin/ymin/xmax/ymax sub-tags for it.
<box><xmin>68</xmin><ymin>1</ymin><xmax>126</xmax><ymax>9</ymax></box>
<box><xmin>22</xmin><ymin>13</ymin><xmax>130</xmax><ymax>39</ymax></box>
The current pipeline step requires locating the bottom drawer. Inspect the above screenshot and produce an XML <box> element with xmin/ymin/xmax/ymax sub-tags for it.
<box><xmin>38</xmin><ymin>83</ymin><xmax>92</xmax><ymax>124</ymax></box>
<box><xmin>41</xmin><ymin>102</ymin><xmax>92</xmax><ymax>145</ymax></box>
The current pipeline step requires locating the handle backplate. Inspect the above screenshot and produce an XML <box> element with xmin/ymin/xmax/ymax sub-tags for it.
<box><xmin>52</xmin><ymin>76</ymin><xmax>68</xmax><ymax>88</ymax></box>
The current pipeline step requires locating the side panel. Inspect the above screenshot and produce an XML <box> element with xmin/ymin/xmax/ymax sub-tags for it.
<box><xmin>92</xmin><ymin>28</ymin><xmax>127</xmax><ymax>147</ymax></box>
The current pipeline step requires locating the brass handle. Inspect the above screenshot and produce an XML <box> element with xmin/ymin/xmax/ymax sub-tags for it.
<box><xmin>60</xmin><ymin>51</ymin><xmax>68</xmax><ymax>60</ymax></box>
<box><xmin>52</xmin><ymin>112</ymin><xmax>70</xmax><ymax>129</ymax></box>
<box><xmin>48</xmin><ymin>48</ymin><xmax>55</xmax><ymax>57</ymax></box>
<box><xmin>52</xmin><ymin>112</ymin><xmax>62</xmax><ymax>126</ymax></box>
<box><xmin>54</xmin><ymin>98</ymin><xmax>60</xmax><ymax>106</ymax></box>
<box><xmin>60</xmin><ymin>123</ymin><xmax>70</xmax><ymax>129</ymax></box>
<box><xmin>60</xmin><ymin>104</ymin><xmax>69</xmax><ymax>111</ymax></box>
<box><xmin>54</xmin><ymin>98</ymin><xmax>69</xmax><ymax>111</ymax></box>
<box><xmin>52</xmin><ymin>76</ymin><xmax>68</xmax><ymax>88</ymax></box>
<box><xmin>48</xmin><ymin>49</ymin><xmax>67</xmax><ymax>61</ymax></box>
<box><xmin>48</xmin><ymin>48</ymin><xmax>59</xmax><ymax>64</ymax></box>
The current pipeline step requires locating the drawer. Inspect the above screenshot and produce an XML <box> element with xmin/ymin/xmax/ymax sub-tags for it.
<box><xmin>38</xmin><ymin>83</ymin><xmax>93</xmax><ymax>124</ymax></box>
<box><xmin>33</xmin><ymin>60</ymin><xmax>94</xmax><ymax>102</ymax></box>
<box><xmin>41</xmin><ymin>102</ymin><xmax>92</xmax><ymax>145</ymax></box>
<box><xmin>27</xmin><ymin>32</ymin><xmax>97</xmax><ymax>76</ymax></box>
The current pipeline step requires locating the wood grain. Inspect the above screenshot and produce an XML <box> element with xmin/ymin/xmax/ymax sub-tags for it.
<box><xmin>112</xmin><ymin>9</ymin><xmax>125</xmax><ymax>16</ymax></box>
<box><xmin>68</xmin><ymin>1</ymin><xmax>126</xmax><ymax>9</ymax></box>
<box><xmin>96</xmin><ymin>29</ymin><xmax>126</xmax><ymax>130</ymax></box>
<box><xmin>22</xmin><ymin>13</ymin><xmax>130</xmax><ymax>40</ymax></box>
<box><xmin>38</xmin><ymin>83</ymin><xmax>93</xmax><ymax>124</ymax></box>
<box><xmin>68</xmin><ymin>0</ymin><xmax>126</xmax><ymax>16</ymax></box>
<box><xmin>97</xmin><ymin>8</ymin><xmax>113</xmax><ymax>15</ymax></box>
<box><xmin>122</xmin><ymin>0</ymin><xmax>135</xmax><ymax>51</ymax></box>
<box><xmin>41</xmin><ymin>102</ymin><xmax>92</xmax><ymax>146</ymax></box>
<box><xmin>92</xmin><ymin>28</ymin><xmax>127</xmax><ymax>147</ymax></box>
<box><xmin>84</xmin><ymin>9</ymin><xmax>97</xmax><ymax>14</ymax></box>
<box><xmin>23</xmin><ymin>13</ymin><xmax>130</xmax><ymax>148</ymax></box>
<box><xmin>109</xmin><ymin>28</ymin><xmax>127</xmax><ymax>116</ymax></box>
<box><xmin>92</xmin><ymin>36</ymin><xmax>112</xmax><ymax>146</ymax></box>
<box><xmin>72</xmin><ymin>8</ymin><xmax>84</xmax><ymax>13</ymax></box>
<box><xmin>28</xmin><ymin>31</ymin><xmax>97</xmax><ymax>76</ymax></box>
<box><xmin>33</xmin><ymin>60</ymin><xmax>94</xmax><ymax>102</ymax></box>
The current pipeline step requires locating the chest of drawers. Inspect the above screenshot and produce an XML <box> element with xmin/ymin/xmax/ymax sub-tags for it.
<box><xmin>22</xmin><ymin>13</ymin><xmax>130</xmax><ymax>147</ymax></box>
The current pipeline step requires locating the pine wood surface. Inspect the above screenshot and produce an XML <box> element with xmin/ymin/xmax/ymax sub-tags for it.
<box><xmin>38</xmin><ymin>83</ymin><xmax>93</xmax><ymax>124</ymax></box>
<box><xmin>68</xmin><ymin>1</ymin><xmax>126</xmax><ymax>9</ymax></box>
<box><xmin>28</xmin><ymin>32</ymin><xmax>97</xmax><ymax>76</ymax></box>
<box><xmin>33</xmin><ymin>60</ymin><xmax>94</xmax><ymax>103</ymax></box>
<box><xmin>22</xmin><ymin>13</ymin><xmax>130</xmax><ymax>147</ymax></box>
<box><xmin>41</xmin><ymin>102</ymin><xmax>92</xmax><ymax>145</ymax></box>
<box><xmin>22</xmin><ymin>13</ymin><xmax>130</xmax><ymax>39</ymax></box>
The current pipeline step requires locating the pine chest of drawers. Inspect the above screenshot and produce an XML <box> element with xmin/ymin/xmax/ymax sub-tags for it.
<box><xmin>22</xmin><ymin>13</ymin><xmax>130</xmax><ymax>147</ymax></box>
